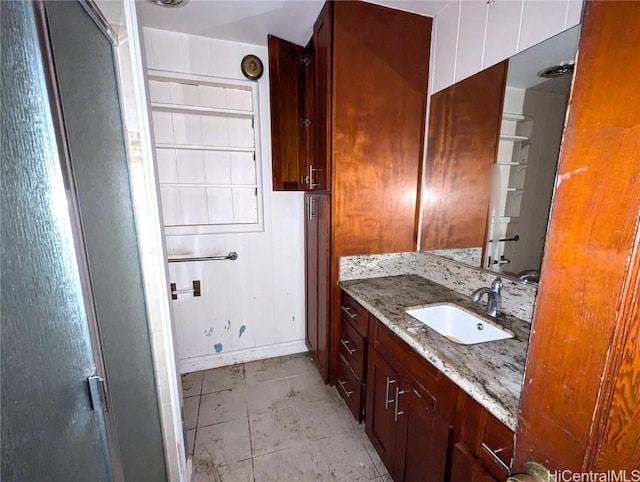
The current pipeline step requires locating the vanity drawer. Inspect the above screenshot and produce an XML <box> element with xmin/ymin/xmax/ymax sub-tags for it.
<box><xmin>336</xmin><ymin>353</ymin><xmax>364</xmax><ymax>422</ymax></box>
<box><xmin>339</xmin><ymin>318</ymin><xmax>366</xmax><ymax>379</ymax></box>
<box><xmin>456</xmin><ymin>391</ymin><xmax>514</xmax><ymax>479</ymax></box>
<box><xmin>477</xmin><ymin>410</ymin><xmax>513</xmax><ymax>479</ymax></box>
<box><xmin>340</xmin><ymin>291</ymin><xmax>369</xmax><ymax>337</ymax></box>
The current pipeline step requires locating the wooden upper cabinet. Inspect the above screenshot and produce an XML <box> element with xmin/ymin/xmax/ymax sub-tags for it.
<box><xmin>331</xmin><ymin>1</ymin><xmax>432</xmax><ymax>255</ymax></box>
<box><xmin>420</xmin><ymin>61</ymin><xmax>507</xmax><ymax>251</ymax></box>
<box><xmin>267</xmin><ymin>35</ymin><xmax>309</xmax><ymax>191</ymax></box>
<box><xmin>310</xmin><ymin>1</ymin><xmax>332</xmax><ymax>192</ymax></box>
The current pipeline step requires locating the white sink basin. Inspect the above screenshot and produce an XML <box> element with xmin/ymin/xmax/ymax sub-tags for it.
<box><xmin>406</xmin><ymin>304</ymin><xmax>514</xmax><ymax>345</ymax></box>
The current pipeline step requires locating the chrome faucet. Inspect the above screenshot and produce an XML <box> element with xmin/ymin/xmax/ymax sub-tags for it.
<box><xmin>471</xmin><ymin>277</ymin><xmax>502</xmax><ymax>317</ymax></box>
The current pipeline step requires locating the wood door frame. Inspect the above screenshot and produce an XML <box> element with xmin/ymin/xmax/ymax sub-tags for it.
<box><xmin>515</xmin><ymin>0</ymin><xmax>640</xmax><ymax>470</ymax></box>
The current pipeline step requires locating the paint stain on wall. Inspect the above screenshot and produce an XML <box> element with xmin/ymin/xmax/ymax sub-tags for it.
<box><xmin>204</xmin><ymin>327</ymin><xmax>214</xmax><ymax>337</ymax></box>
<box><xmin>224</xmin><ymin>320</ymin><xmax>231</xmax><ymax>331</ymax></box>
<box><xmin>213</xmin><ymin>343</ymin><xmax>223</xmax><ymax>353</ymax></box>
<box><xmin>239</xmin><ymin>325</ymin><xmax>246</xmax><ymax>338</ymax></box>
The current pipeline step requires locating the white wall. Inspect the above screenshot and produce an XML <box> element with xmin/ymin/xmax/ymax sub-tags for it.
<box><xmin>430</xmin><ymin>0</ymin><xmax>583</xmax><ymax>94</ymax></box>
<box><xmin>143</xmin><ymin>28</ymin><xmax>306</xmax><ymax>373</ymax></box>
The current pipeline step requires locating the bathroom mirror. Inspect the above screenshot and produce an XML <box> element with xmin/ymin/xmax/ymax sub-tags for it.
<box><xmin>425</xmin><ymin>26</ymin><xmax>581</xmax><ymax>284</ymax></box>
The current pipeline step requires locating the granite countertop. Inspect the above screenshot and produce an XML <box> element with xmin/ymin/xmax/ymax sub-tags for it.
<box><xmin>339</xmin><ymin>274</ymin><xmax>530</xmax><ymax>431</ymax></box>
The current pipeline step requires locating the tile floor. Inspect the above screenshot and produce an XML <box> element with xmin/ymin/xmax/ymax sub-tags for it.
<box><xmin>181</xmin><ymin>352</ymin><xmax>392</xmax><ymax>482</ymax></box>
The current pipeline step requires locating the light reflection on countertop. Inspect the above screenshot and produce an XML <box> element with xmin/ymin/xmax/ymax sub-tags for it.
<box><xmin>339</xmin><ymin>274</ymin><xmax>530</xmax><ymax>430</ymax></box>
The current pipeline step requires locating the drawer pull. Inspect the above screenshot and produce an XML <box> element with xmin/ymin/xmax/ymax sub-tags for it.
<box><xmin>341</xmin><ymin>305</ymin><xmax>357</xmax><ymax>319</ymax></box>
<box><xmin>385</xmin><ymin>377</ymin><xmax>397</xmax><ymax>409</ymax></box>
<box><xmin>340</xmin><ymin>338</ymin><xmax>356</xmax><ymax>355</ymax></box>
<box><xmin>338</xmin><ymin>379</ymin><xmax>353</xmax><ymax>398</ymax></box>
<box><xmin>481</xmin><ymin>442</ymin><xmax>511</xmax><ymax>474</ymax></box>
<box><xmin>394</xmin><ymin>387</ymin><xmax>406</xmax><ymax>422</ymax></box>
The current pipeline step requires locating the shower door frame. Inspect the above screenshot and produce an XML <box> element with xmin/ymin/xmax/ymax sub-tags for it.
<box><xmin>33</xmin><ymin>1</ymin><xmax>128</xmax><ymax>479</ymax></box>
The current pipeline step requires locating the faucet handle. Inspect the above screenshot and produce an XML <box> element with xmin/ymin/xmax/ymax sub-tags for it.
<box><xmin>491</xmin><ymin>277</ymin><xmax>502</xmax><ymax>296</ymax></box>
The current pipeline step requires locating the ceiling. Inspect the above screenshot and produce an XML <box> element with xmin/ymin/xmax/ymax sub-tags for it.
<box><xmin>136</xmin><ymin>0</ymin><xmax>450</xmax><ymax>47</ymax></box>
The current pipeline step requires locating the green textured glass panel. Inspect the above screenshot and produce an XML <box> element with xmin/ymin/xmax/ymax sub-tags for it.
<box><xmin>1</xmin><ymin>2</ymin><xmax>112</xmax><ymax>481</ymax></box>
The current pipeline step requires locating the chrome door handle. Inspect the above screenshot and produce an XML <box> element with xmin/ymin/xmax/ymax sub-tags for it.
<box><xmin>338</xmin><ymin>379</ymin><xmax>353</xmax><ymax>398</ymax></box>
<box><xmin>481</xmin><ymin>442</ymin><xmax>511</xmax><ymax>473</ymax></box>
<box><xmin>340</xmin><ymin>338</ymin><xmax>356</xmax><ymax>355</ymax></box>
<box><xmin>341</xmin><ymin>305</ymin><xmax>357</xmax><ymax>319</ymax></box>
<box><xmin>394</xmin><ymin>386</ymin><xmax>405</xmax><ymax>422</ymax></box>
<box><xmin>309</xmin><ymin>165</ymin><xmax>320</xmax><ymax>189</ymax></box>
<box><xmin>385</xmin><ymin>377</ymin><xmax>397</xmax><ymax>409</ymax></box>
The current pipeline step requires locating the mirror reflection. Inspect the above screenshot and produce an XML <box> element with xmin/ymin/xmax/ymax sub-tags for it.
<box><xmin>430</xmin><ymin>26</ymin><xmax>581</xmax><ymax>284</ymax></box>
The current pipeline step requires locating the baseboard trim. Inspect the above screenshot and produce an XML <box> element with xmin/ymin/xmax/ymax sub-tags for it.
<box><xmin>179</xmin><ymin>340</ymin><xmax>308</xmax><ymax>373</ymax></box>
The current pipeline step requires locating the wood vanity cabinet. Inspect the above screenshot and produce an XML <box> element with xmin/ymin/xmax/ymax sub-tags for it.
<box><xmin>451</xmin><ymin>391</ymin><xmax>514</xmax><ymax>481</ymax></box>
<box><xmin>268</xmin><ymin>1</ymin><xmax>432</xmax><ymax>385</ymax></box>
<box><xmin>336</xmin><ymin>292</ymin><xmax>368</xmax><ymax>421</ymax></box>
<box><xmin>366</xmin><ymin>315</ymin><xmax>457</xmax><ymax>482</ymax></box>
<box><xmin>337</xmin><ymin>293</ymin><xmax>517</xmax><ymax>481</ymax></box>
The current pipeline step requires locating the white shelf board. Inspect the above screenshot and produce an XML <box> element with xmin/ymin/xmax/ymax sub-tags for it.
<box><xmin>502</xmin><ymin>112</ymin><xmax>533</xmax><ymax>122</ymax></box>
<box><xmin>500</xmin><ymin>134</ymin><xmax>530</xmax><ymax>142</ymax></box>
<box><xmin>159</xmin><ymin>182</ymin><xmax>258</xmax><ymax>189</ymax></box>
<box><xmin>155</xmin><ymin>143</ymin><xmax>255</xmax><ymax>153</ymax></box>
<box><xmin>151</xmin><ymin>102</ymin><xmax>253</xmax><ymax>119</ymax></box>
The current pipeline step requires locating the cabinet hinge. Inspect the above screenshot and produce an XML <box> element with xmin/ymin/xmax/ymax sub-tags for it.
<box><xmin>300</xmin><ymin>118</ymin><xmax>313</xmax><ymax>128</ymax></box>
<box><xmin>87</xmin><ymin>374</ymin><xmax>108</xmax><ymax>412</ymax></box>
<box><xmin>299</xmin><ymin>55</ymin><xmax>311</xmax><ymax>66</ymax></box>
<box><xmin>301</xmin><ymin>175</ymin><xmax>310</xmax><ymax>185</ymax></box>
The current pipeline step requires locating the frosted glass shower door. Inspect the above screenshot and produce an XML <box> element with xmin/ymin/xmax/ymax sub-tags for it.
<box><xmin>1</xmin><ymin>2</ymin><xmax>114</xmax><ymax>481</ymax></box>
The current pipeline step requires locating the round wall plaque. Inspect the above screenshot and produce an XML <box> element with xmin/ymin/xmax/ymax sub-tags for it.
<box><xmin>241</xmin><ymin>54</ymin><xmax>264</xmax><ymax>80</ymax></box>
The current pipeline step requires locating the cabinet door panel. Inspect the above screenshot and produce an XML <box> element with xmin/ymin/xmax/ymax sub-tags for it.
<box><xmin>395</xmin><ymin>383</ymin><xmax>451</xmax><ymax>482</ymax></box>
<box><xmin>315</xmin><ymin>194</ymin><xmax>330</xmax><ymax>381</ymax></box>
<box><xmin>305</xmin><ymin>194</ymin><xmax>318</xmax><ymax>356</ymax></box>
<box><xmin>519</xmin><ymin>0</ymin><xmax>569</xmax><ymax>52</ymax></box>
<box><xmin>365</xmin><ymin>347</ymin><xmax>399</xmax><ymax>474</ymax></box>
<box><xmin>305</xmin><ymin>193</ymin><xmax>330</xmax><ymax>382</ymax></box>
<box><xmin>483</xmin><ymin>0</ymin><xmax>522</xmax><ymax>69</ymax></box>
<box><xmin>421</xmin><ymin>61</ymin><xmax>507</xmax><ymax>251</ymax></box>
<box><xmin>268</xmin><ymin>35</ymin><xmax>307</xmax><ymax>191</ymax></box>
<box><xmin>456</xmin><ymin>0</ymin><xmax>488</xmax><ymax>83</ymax></box>
<box><xmin>450</xmin><ymin>443</ymin><xmax>498</xmax><ymax>482</ymax></box>
<box><xmin>432</xmin><ymin>1</ymin><xmax>459</xmax><ymax>93</ymax></box>
<box><xmin>312</xmin><ymin>2</ymin><xmax>332</xmax><ymax>191</ymax></box>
